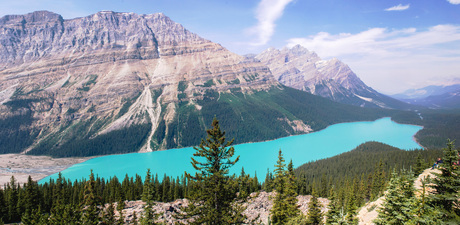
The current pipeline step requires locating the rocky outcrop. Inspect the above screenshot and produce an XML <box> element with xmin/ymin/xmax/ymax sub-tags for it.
<box><xmin>113</xmin><ymin>191</ymin><xmax>329</xmax><ymax>224</ymax></box>
<box><xmin>255</xmin><ymin>45</ymin><xmax>411</xmax><ymax>109</ymax></box>
<box><xmin>243</xmin><ymin>191</ymin><xmax>329</xmax><ymax>224</ymax></box>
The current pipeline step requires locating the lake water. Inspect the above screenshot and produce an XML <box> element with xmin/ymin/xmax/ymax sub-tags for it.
<box><xmin>39</xmin><ymin>117</ymin><xmax>422</xmax><ymax>183</ymax></box>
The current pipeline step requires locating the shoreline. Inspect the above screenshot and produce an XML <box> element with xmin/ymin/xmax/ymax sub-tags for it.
<box><xmin>1</xmin><ymin>117</ymin><xmax>424</xmax><ymax>186</ymax></box>
<box><xmin>0</xmin><ymin>154</ymin><xmax>92</xmax><ymax>188</ymax></box>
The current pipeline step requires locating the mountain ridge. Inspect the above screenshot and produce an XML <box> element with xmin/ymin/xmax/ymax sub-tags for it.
<box><xmin>391</xmin><ymin>84</ymin><xmax>460</xmax><ymax>109</ymax></box>
<box><xmin>253</xmin><ymin>45</ymin><xmax>413</xmax><ymax>110</ymax></box>
<box><xmin>0</xmin><ymin>11</ymin><xmax>394</xmax><ymax>157</ymax></box>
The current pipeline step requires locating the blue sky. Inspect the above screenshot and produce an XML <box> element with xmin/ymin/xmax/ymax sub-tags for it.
<box><xmin>0</xmin><ymin>0</ymin><xmax>459</xmax><ymax>94</ymax></box>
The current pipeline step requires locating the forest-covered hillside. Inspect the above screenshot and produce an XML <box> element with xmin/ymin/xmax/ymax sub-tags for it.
<box><xmin>389</xmin><ymin>108</ymin><xmax>460</xmax><ymax>148</ymax></box>
<box><xmin>16</xmin><ymin>86</ymin><xmax>392</xmax><ymax>157</ymax></box>
<box><xmin>0</xmin><ymin>141</ymin><xmax>447</xmax><ymax>224</ymax></box>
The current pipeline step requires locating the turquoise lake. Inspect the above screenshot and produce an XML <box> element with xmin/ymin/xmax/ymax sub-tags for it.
<box><xmin>39</xmin><ymin>117</ymin><xmax>423</xmax><ymax>183</ymax></box>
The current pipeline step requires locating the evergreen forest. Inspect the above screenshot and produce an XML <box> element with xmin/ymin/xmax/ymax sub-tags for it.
<box><xmin>0</xmin><ymin>119</ymin><xmax>458</xmax><ymax>224</ymax></box>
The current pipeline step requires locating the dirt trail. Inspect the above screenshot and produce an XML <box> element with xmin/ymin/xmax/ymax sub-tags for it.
<box><xmin>357</xmin><ymin>168</ymin><xmax>440</xmax><ymax>225</ymax></box>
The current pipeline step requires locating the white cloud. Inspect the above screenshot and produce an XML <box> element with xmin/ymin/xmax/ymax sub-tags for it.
<box><xmin>385</xmin><ymin>4</ymin><xmax>410</xmax><ymax>11</ymax></box>
<box><xmin>448</xmin><ymin>0</ymin><xmax>460</xmax><ymax>4</ymax></box>
<box><xmin>247</xmin><ymin>0</ymin><xmax>294</xmax><ymax>46</ymax></box>
<box><xmin>287</xmin><ymin>25</ymin><xmax>460</xmax><ymax>94</ymax></box>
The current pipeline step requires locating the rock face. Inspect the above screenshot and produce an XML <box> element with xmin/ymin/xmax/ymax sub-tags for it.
<box><xmin>116</xmin><ymin>192</ymin><xmax>329</xmax><ymax>224</ymax></box>
<box><xmin>255</xmin><ymin>45</ymin><xmax>410</xmax><ymax>109</ymax></box>
<box><xmin>0</xmin><ymin>11</ymin><xmax>280</xmax><ymax>155</ymax></box>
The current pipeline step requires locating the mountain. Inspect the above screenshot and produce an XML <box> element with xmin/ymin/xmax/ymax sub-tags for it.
<box><xmin>420</xmin><ymin>90</ymin><xmax>460</xmax><ymax>109</ymax></box>
<box><xmin>391</xmin><ymin>84</ymin><xmax>460</xmax><ymax>109</ymax></box>
<box><xmin>0</xmin><ymin>11</ymin><xmax>389</xmax><ymax>157</ymax></box>
<box><xmin>391</xmin><ymin>84</ymin><xmax>460</xmax><ymax>100</ymax></box>
<box><xmin>400</xmin><ymin>89</ymin><xmax>460</xmax><ymax>109</ymax></box>
<box><xmin>254</xmin><ymin>45</ymin><xmax>411</xmax><ymax>109</ymax></box>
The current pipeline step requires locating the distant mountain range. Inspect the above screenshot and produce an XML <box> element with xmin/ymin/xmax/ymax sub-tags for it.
<box><xmin>0</xmin><ymin>11</ymin><xmax>407</xmax><ymax>157</ymax></box>
<box><xmin>251</xmin><ymin>45</ymin><xmax>412</xmax><ymax>110</ymax></box>
<box><xmin>391</xmin><ymin>84</ymin><xmax>460</xmax><ymax>109</ymax></box>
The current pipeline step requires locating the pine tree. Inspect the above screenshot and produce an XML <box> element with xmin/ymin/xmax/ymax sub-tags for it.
<box><xmin>319</xmin><ymin>173</ymin><xmax>328</xmax><ymax>197</ymax></box>
<box><xmin>298</xmin><ymin>174</ymin><xmax>307</xmax><ymax>195</ymax></box>
<box><xmin>271</xmin><ymin>150</ymin><xmax>288</xmax><ymax>225</ymax></box>
<box><xmin>306</xmin><ymin>189</ymin><xmax>324</xmax><ymax>225</ymax></box>
<box><xmin>414</xmin><ymin>152</ymin><xmax>426</xmax><ymax>176</ymax></box>
<box><xmin>153</xmin><ymin>174</ymin><xmax>161</xmax><ymax>201</ymax></box>
<box><xmin>271</xmin><ymin>150</ymin><xmax>300</xmax><ymax>225</ymax></box>
<box><xmin>286</xmin><ymin>160</ymin><xmax>300</xmax><ymax>217</ymax></box>
<box><xmin>81</xmin><ymin>170</ymin><xmax>101</xmax><ymax>225</ymax></box>
<box><xmin>374</xmin><ymin>169</ymin><xmax>415</xmax><ymax>225</ymax></box>
<box><xmin>263</xmin><ymin>169</ymin><xmax>274</xmax><ymax>192</ymax></box>
<box><xmin>250</xmin><ymin>172</ymin><xmax>260</xmax><ymax>193</ymax></box>
<box><xmin>238</xmin><ymin>167</ymin><xmax>250</xmax><ymax>199</ymax></box>
<box><xmin>23</xmin><ymin>176</ymin><xmax>40</xmax><ymax>215</ymax></box>
<box><xmin>116</xmin><ymin>199</ymin><xmax>125</xmax><ymax>225</ymax></box>
<box><xmin>6</xmin><ymin>176</ymin><xmax>19</xmax><ymax>223</ymax></box>
<box><xmin>0</xmin><ymin>187</ymin><xmax>6</xmax><ymax>223</ymax></box>
<box><xmin>325</xmin><ymin>185</ymin><xmax>341</xmax><ymax>224</ymax></box>
<box><xmin>102</xmin><ymin>202</ymin><xmax>116</xmax><ymax>225</ymax></box>
<box><xmin>286</xmin><ymin>214</ymin><xmax>309</xmax><ymax>225</ymax></box>
<box><xmin>21</xmin><ymin>206</ymin><xmax>48</xmax><ymax>225</ymax></box>
<box><xmin>49</xmin><ymin>203</ymin><xmax>65</xmax><ymax>224</ymax></box>
<box><xmin>345</xmin><ymin>180</ymin><xmax>359</xmax><ymax>225</ymax></box>
<box><xmin>174</xmin><ymin>178</ymin><xmax>181</xmax><ymax>200</ymax></box>
<box><xmin>180</xmin><ymin>118</ymin><xmax>245</xmax><ymax>224</ymax></box>
<box><xmin>135</xmin><ymin>174</ymin><xmax>144</xmax><ymax>200</ymax></box>
<box><xmin>141</xmin><ymin>169</ymin><xmax>157</xmax><ymax>225</ymax></box>
<box><xmin>53</xmin><ymin>172</ymin><xmax>66</xmax><ymax>207</ymax></box>
<box><xmin>371</xmin><ymin>160</ymin><xmax>386</xmax><ymax>200</ymax></box>
<box><xmin>429</xmin><ymin>140</ymin><xmax>460</xmax><ymax>223</ymax></box>
<box><xmin>408</xmin><ymin>177</ymin><xmax>441</xmax><ymax>224</ymax></box>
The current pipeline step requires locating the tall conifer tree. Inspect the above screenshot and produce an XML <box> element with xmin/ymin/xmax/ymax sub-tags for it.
<box><xmin>102</xmin><ymin>202</ymin><xmax>116</xmax><ymax>225</ymax></box>
<box><xmin>180</xmin><ymin>118</ymin><xmax>245</xmax><ymax>224</ymax></box>
<box><xmin>429</xmin><ymin>140</ymin><xmax>460</xmax><ymax>223</ymax></box>
<box><xmin>117</xmin><ymin>198</ymin><xmax>125</xmax><ymax>225</ymax></box>
<box><xmin>7</xmin><ymin>176</ymin><xmax>19</xmax><ymax>222</ymax></box>
<box><xmin>81</xmin><ymin>170</ymin><xmax>101</xmax><ymax>225</ymax></box>
<box><xmin>23</xmin><ymin>176</ymin><xmax>40</xmax><ymax>215</ymax></box>
<box><xmin>141</xmin><ymin>169</ymin><xmax>157</xmax><ymax>225</ymax></box>
<box><xmin>0</xmin><ymin>188</ymin><xmax>6</xmax><ymax>223</ymax></box>
<box><xmin>325</xmin><ymin>185</ymin><xmax>341</xmax><ymax>224</ymax></box>
<box><xmin>374</xmin><ymin>170</ymin><xmax>415</xmax><ymax>225</ymax></box>
<box><xmin>306</xmin><ymin>188</ymin><xmax>324</xmax><ymax>225</ymax></box>
<box><xmin>271</xmin><ymin>150</ymin><xmax>300</xmax><ymax>225</ymax></box>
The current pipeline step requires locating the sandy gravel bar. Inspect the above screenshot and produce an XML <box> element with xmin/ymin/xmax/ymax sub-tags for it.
<box><xmin>0</xmin><ymin>154</ymin><xmax>91</xmax><ymax>188</ymax></box>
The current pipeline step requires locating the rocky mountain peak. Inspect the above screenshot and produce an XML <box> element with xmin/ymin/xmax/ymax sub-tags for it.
<box><xmin>0</xmin><ymin>10</ymin><xmax>63</xmax><ymax>25</ymax></box>
<box><xmin>256</xmin><ymin>46</ymin><xmax>410</xmax><ymax>109</ymax></box>
<box><xmin>0</xmin><ymin>10</ymin><xmax>214</xmax><ymax>67</ymax></box>
<box><xmin>283</xmin><ymin>44</ymin><xmax>310</xmax><ymax>56</ymax></box>
<box><xmin>256</xmin><ymin>45</ymin><xmax>319</xmax><ymax>66</ymax></box>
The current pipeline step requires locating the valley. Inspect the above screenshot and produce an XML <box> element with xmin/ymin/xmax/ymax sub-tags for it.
<box><xmin>0</xmin><ymin>8</ymin><xmax>459</xmax><ymax>225</ymax></box>
<box><xmin>39</xmin><ymin>117</ymin><xmax>422</xmax><ymax>184</ymax></box>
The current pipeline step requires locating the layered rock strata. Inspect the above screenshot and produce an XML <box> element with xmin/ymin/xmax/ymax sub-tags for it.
<box><xmin>0</xmin><ymin>11</ymin><xmax>278</xmax><ymax>153</ymax></box>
